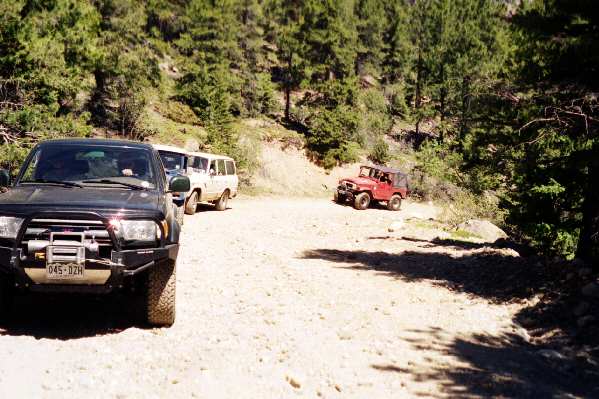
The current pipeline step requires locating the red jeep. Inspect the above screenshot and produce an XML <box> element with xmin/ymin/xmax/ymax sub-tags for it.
<box><xmin>334</xmin><ymin>165</ymin><xmax>409</xmax><ymax>211</ymax></box>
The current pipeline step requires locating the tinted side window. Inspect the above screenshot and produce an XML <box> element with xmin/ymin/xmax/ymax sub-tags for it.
<box><xmin>217</xmin><ymin>159</ymin><xmax>226</xmax><ymax>176</ymax></box>
<box><xmin>192</xmin><ymin>156</ymin><xmax>208</xmax><ymax>172</ymax></box>
<box><xmin>225</xmin><ymin>160</ymin><xmax>235</xmax><ymax>175</ymax></box>
<box><xmin>209</xmin><ymin>160</ymin><xmax>217</xmax><ymax>174</ymax></box>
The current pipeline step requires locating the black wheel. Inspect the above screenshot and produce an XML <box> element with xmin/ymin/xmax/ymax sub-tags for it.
<box><xmin>145</xmin><ymin>259</ymin><xmax>176</xmax><ymax>326</ymax></box>
<box><xmin>387</xmin><ymin>195</ymin><xmax>402</xmax><ymax>211</ymax></box>
<box><xmin>334</xmin><ymin>191</ymin><xmax>346</xmax><ymax>204</ymax></box>
<box><xmin>215</xmin><ymin>190</ymin><xmax>229</xmax><ymax>211</ymax></box>
<box><xmin>185</xmin><ymin>191</ymin><xmax>198</xmax><ymax>215</ymax></box>
<box><xmin>176</xmin><ymin>206</ymin><xmax>184</xmax><ymax>226</ymax></box>
<box><xmin>354</xmin><ymin>192</ymin><xmax>371</xmax><ymax>210</ymax></box>
<box><xmin>0</xmin><ymin>277</ymin><xmax>14</xmax><ymax>321</ymax></box>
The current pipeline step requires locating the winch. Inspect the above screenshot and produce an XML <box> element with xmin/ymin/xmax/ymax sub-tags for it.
<box><xmin>26</xmin><ymin>231</ymin><xmax>99</xmax><ymax>262</ymax></box>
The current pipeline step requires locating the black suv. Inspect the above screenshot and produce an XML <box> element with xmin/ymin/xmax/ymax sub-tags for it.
<box><xmin>0</xmin><ymin>139</ymin><xmax>190</xmax><ymax>326</ymax></box>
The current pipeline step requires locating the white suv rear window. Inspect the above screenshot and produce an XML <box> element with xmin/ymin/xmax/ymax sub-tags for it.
<box><xmin>225</xmin><ymin>160</ymin><xmax>236</xmax><ymax>175</ymax></box>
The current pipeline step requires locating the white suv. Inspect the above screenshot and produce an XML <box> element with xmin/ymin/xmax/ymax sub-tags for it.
<box><xmin>154</xmin><ymin>144</ymin><xmax>192</xmax><ymax>223</ymax></box>
<box><xmin>185</xmin><ymin>152</ymin><xmax>238</xmax><ymax>214</ymax></box>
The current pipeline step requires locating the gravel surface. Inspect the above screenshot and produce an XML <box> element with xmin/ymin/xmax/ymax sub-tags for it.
<box><xmin>0</xmin><ymin>197</ymin><xmax>591</xmax><ymax>398</ymax></box>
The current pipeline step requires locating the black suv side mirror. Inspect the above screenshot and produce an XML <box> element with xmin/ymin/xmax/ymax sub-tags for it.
<box><xmin>169</xmin><ymin>175</ymin><xmax>190</xmax><ymax>193</ymax></box>
<box><xmin>0</xmin><ymin>169</ymin><xmax>10</xmax><ymax>188</ymax></box>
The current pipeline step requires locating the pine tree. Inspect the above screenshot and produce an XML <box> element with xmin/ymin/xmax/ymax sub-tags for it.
<box><xmin>301</xmin><ymin>0</ymin><xmax>358</xmax><ymax>81</ymax></box>
<box><xmin>355</xmin><ymin>0</ymin><xmax>388</xmax><ymax>77</ymax></box>
<box><xmin>264</xmin><ymin>0</ymin><xmax>306</xmax><ymax>120</ymax></box>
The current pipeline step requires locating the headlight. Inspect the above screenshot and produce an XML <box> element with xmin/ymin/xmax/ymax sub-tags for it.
<box><xmin>111</xmin><ymin>220</ymin><xmax>158</xmax><ymax>242</ymax></box>
<box><xmin>0</xmin><ymin>216</ymin><xmax>24</xmax><ymax>239</ymax></box>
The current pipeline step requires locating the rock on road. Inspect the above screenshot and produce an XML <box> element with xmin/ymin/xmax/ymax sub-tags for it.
<box><xmin>0</xmin><ymin>197</ymin><xmax>583</xmax><ymax>398</ymax></box>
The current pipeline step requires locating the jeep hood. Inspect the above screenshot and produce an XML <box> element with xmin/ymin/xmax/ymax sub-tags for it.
<box><xmin>342</xmin><ymin>177</ymin><xmax>376</xmax><ymax>186</ymax></box>
<box><xmin>0</xmin><ymin>186</ymin><xmax>161</xmax><ymax>216</ymax></box>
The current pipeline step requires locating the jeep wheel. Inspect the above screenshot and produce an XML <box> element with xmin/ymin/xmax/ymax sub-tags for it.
<box><xmin>215</xmin><ymin>190</ymin><xmax>229</xmax><ymax>211</ymax></box>
<box><xmin>176</xmin><ymin>205</ymin><xmax>184</xmax><ymax>226</ymax></box>
<box><xmin>387</xmin><ymin>195</ymin><xmax>402</xmax><ymax>211</ymax></box>
<box><xmin>334</xmin><ymin>191</ymin><xmax>346</xmax><ymax>204</ymax></box>
<box><xmin>185</xmin><ymin>191</ymin><xmax>198</xmax><ymax>215</ymax></box>
<box><xmin>354</xmin><ymin>192</ymin><xmax>371</xmax><ymax>210</ymax></box>
<box><xmin>146</xmin><ymin>259</ymin><xmax>176</xmax><ymax>326</ymax></box>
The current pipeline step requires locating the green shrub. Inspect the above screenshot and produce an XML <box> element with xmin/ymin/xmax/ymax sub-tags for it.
<box><xmin>384</xmin><ymin>83</ymin><xmax>410</xmax><ymax>117</ymax></box>
<box><xmin>322</xmin><ymin>141</ymin><xmax>361</xmax><ymax>169</ymax></box>
<box><xmin>306</xmin><ymin>105</ymin><xmax>359</xmax><ymax>168</ymax></box>
<box><xmin>155</xmin><ymin>100</ymin><xmax>201</xmax><ymax>125</ymax></box>
<box><xmin>242</xmin><ymin>73</ymin><xmax>279</xmax><ymax>117</ymax></box>
<box><xmin>315</xmin><ymin>78</ymin><xmax>359</xmax><ymax>109</ymax></box>
<box><xmin>413</xmin><ymin>140</ymin><xmax>463</xmax><ymax>184</ymax></box>
<box><xmin>440</xmin><ymin>189</ymin><xmax>506</xmax><ymax>227</ymax></box>
<box><xmin>0</xmin><ymin>105</ymin><xmax>92</xmax><ymax>170</ymax></box>
<box><xmin>359</xmin><ymin>88</ymin><xmax>388</xmax><ymax>114</ymax></box>
<box><xmin>368</xmin><ymin>138</ymin><xmax>390</xmax><ymax>165</ymax></box>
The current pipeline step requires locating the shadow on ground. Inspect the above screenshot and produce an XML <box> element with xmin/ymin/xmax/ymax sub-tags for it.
<box><xmin>0</xmin><ymin>293</ymin><xmax>145</xmax><ymax>340</ymax></box>
<box><xmin>398</xmin><ymin>236</ymin><xmax>532</xmax><ymax>254</ymax></box>
<box><xmin>196</xmin><ymin>203</ymin><xmax>231</xmax><ymax>212</ymax></box>
<box><xmin>373</xmin><ymin>328</ymin><xmax>598</xmax><ymax>398</ymax></box>
<box><xmin>301</xmin><ymin>247</ymin><xmax>540</xmax><ymax>302</ymax></box>
<box><xmin>301</xmin><ymin>247</ymin><xmax>599</xmax><ymax>397</ymax></box>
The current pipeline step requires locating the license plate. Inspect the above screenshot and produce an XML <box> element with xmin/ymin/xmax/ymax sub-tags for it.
<box><xmin>46</xmin><ymin>263</ymin><xmax>85</xmax><ymax>279</ymax></box>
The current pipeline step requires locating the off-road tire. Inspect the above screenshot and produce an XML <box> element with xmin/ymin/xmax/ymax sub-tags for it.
<box><xmin>175</xmin><ymin>205</ymin><xmax>184</xmax><ymax>226</ymax></box>
<box><xmin>146</xmin><ymin>259</ymin><xmax>176</xmax><ymax>326</ymax></box>
<box><xmin>215</xmin><ymin>190</ymin><xmax>229</xmax><ymax>211</ymax></box>
<box><xmin>0</xmin><ymin>278</ymin><xmax>14</xmax><ymax>321</ymax></box>
<box><xmin>185</xmin><ymin>191</ymin><xmax>198</xmax><ymax>215</ymax></box>
<box><xmin>387</xmin><ymin>195</ymin><xmax>402</xmax><ymax>211</ymax></box>
<box><xmin>334</xmin><ymin>191</ymin><xmax>346</xmax><ymax>204</ymax></box>
<box><xmin>354</xmin><ymin>192</ymin><xmax>371</xmax><ymax>210</ymax></box>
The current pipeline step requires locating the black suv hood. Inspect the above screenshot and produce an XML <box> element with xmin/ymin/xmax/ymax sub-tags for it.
<box><xmin>0</xmin><ymin>186</ymin><xmax>162</xmax><ymax>217</ymax></box>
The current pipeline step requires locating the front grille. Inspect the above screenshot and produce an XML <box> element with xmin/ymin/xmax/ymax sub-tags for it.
<box><xmin>21</xmin><ymin>218</ymin><xmax>113</xmax><ymax>258</ymax></box>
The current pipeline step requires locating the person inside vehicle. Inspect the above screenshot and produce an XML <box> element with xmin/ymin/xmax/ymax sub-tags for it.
<box><xmin>381</xmin><ymin>173</ymin><xmax>392</xmax><ymax>185</ymax></box>
<box><xmin>117</xmin><ymin>153</ymin><xmax>149</xmax><ymax>180</ymax></box>
<box><xmin>40</xmin><ymin>156</ymin><xmax>73</xmax><ymax>180</ymax></box>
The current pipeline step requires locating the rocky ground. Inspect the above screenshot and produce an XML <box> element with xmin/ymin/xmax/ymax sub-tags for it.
<box><xmin>0</xmin><ymin>197</ymin><xmax>597</xmax><ymax>398</ymax></box>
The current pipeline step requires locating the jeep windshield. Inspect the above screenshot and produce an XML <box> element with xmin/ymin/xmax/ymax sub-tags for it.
<box><xmin>158</xmin><ymin>150</ymin><xmax>186</xmax><ymax>173</ymax></box>
<box><xmin>359</xmin><ymin>166</ymin><xmax>379</xmax><ymax>178</ymax></box>
<box><xmin>359</xmin><ymin>166</ymin><xmax>390</xmax><ymax>182</ymax></box>
<box><xmin>18</xmin><ymin>144</ymin><xmax>157</xmax><ymax>190</ymax></box>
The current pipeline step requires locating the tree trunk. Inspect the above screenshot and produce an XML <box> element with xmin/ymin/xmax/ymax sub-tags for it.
<box><xmin>284</xmin><ymin>52</ymin><xmax>292</xmax><ymax>121</ymax></box>
<box><xmin>415</xmin><ymin>48</ymin><xmax>422</xmax><ymax>135</ymax></box>
<box><xmin>90</xmin><ymin>69</ymin><xmax>107</xmax><ymax>123</ymax></box>
<box><xmin>577</xmin><ymin>154</ymin><xmax>599</xmax><ymax>265</ymax></box>
<box><xmin>440</xmin><ymin>64</ymin><xmax>446</xmax><ymax>121</ymax></box>
<box><xmin>459</xmin><ymin>75</ymin><xmax>471</xmax><ymax>144</ymax></box>
<box><xmin>439</xmin><ymin>64</ymin><xmax>446</xmax><ymax>143</ymax></box>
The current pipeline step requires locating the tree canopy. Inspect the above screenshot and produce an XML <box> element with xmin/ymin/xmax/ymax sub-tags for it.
<box><xmin>0</xmin><ymin>0</ymin><xmax>597</xmax><ymax>263</ymax></box>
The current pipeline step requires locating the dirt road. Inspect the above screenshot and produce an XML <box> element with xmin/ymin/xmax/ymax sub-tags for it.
<box><xmin>0</xmin><ymin>198</ymin><xmax>592</xmax><ymax>398</ymax></box>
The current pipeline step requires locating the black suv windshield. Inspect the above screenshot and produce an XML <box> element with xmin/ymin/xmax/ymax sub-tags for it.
<box><xmin>19</xmin><ymin>144</ymin><xmax>157</xmax><ymax>189</ymax></box>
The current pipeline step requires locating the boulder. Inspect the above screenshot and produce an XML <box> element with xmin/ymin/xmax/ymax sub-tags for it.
<box><xmin>183</xmin><ymin>138</ymin><xmax>200</xmax><ymax>152</ymax></box>
<box><xmin>360</xmin><ymin>74</ymin><xmax>378</xmax><ymax>88</ymax></box>
<box><xmin>457</xmin><ymin>219</ymin><xmax>508</xmax><ymax>243</ymax></box>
